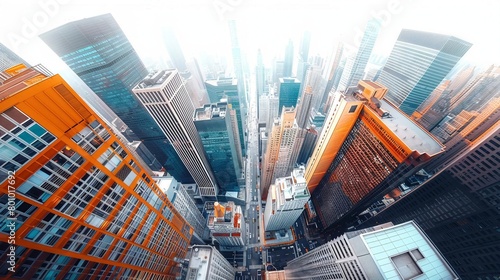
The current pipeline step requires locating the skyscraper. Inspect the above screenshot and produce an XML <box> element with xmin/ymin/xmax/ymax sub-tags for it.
<box><xmin>305</xmin><ymin>81</ymin><xmax>443</xmax><ymax>233</ymax></box>
<box><xmin>448</xmin><ymin>65</ymin><xmax>500</xmax><ymax>115</ymax></box>
<box><xmin>322</xmin><ymin>42</ymin><xmax>344</xmax><ymax>100</ymax></box>
<box><xmin>133</xmin><ymin>69</ymin><xmax>219</xmax><ymax>198</ymax></box>
<box><xmin>205</xmin><ymin>78</ymin><xmax>245</xmax><ymax>156</ymax></box>
<box><xmin>40</xmin><ymin>13</ymin><xmax>193</xmax><ymax>183</ymax></box>
<box><xmin>360</xmin><ymin>121</ymin><xmax>500</xmax><ymax>279</ymax></box>
<box><xmin>207</xmin><ymin>201</ymin><xmax>245</xmax><ymax>248</ymax></box>
<box><xmin>183</xmin><ymin>245</ymin><xmax>235</xmax><ymax>280</ymax></box>
<box><xmin>284</xmin><ymin>221</ymin><xmax>458</xmax><ymax>280</ymax></box>
<box><xmin>0</xmin><ymin>43</ymin><xmax>30</xmax><ymax>71</ymax></box>
<box><xmin>412</xmin><ymin>66</ymin><xmax>476</xmax><ymax>131</ymax></box>
<box><xmin>0</xmin><ymin>65</ymin><xmax>192</xmax><ymax>279</ymax></box>
<box><xmin>296</xmin><ymin>125</ymin><xmax>318</xmax><ymax>165</ymax></box>
<box><xmin>155</xmin><ymin>176</ymin><xmax>208</xmax><ymax>244</ymax></box>
<box><xmin>337</xmin><ymin>19</ymin><xmax>380</xmax><ymax>91</ymax></box>
<box><xmin>228</xmin><ymin>21</ymin><xmax>247</xmax><ymax>155</ymax></box>
<box><xmin>431</xmin><ymin>109</ymin><xmax>479</xmax><ymax>143</ymax></box>
<box><xmin>283</xmin><ymin>39</ymin><xmax>294</xmax><ymax>77</ymax></box>
<box><xmin>263</xmin><ymin>167</ymin><xmax>310</xmax><ymax>231</ymax></box>
<box><xmin>261</xmin><ymin>107</ymin><xmax>302</xmax><ymax>199</ymax></box>
<box><xmin>194</xmin><ymin>102</ymin><xmax>242</xmax><ymax>193</ymax></box>
<box><xmin>163</xmin><ymin>27</ymin><xmax>188</xmax><ymax>73</ymax></box>
<box><xmin>259</xmin><ymin>87</ymin><xmax>279</xmax><ymax>133</ymax></box>
<box><xmin>297</xmin><ymin>31</ymin><xmax>311</xmax><ymax>94</ymax></box>
<box><xmin>376</xmin><ymin>29</ymin><xmax>472</xmax><ymax>115</ymax></box>
<box><xmin>278</xmin><ymin>77</ymin><xmax>301</xmax><ymax>115</ymax></box>
<box><xmin>295</xmin><ymin>86</ymin><xmax>314</xmax><ymax>129</ymax></box>
<box><xmin>424</xmin><ymin>97</ymin><xmax>500</xmax><ymax>173</ymax></box>
<box><xmin>256</xmin><ymin>49</ymin><xmax>266</xmax><ymax>96</ymax></box>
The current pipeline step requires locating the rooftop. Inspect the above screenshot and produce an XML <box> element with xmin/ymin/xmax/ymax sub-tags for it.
<box><xmin>194</xmin><ymin>102</ymin><xmax>228</xmax><ymax>120</ymax></box>
<box><xmin>279</xmin><ymin>77</ymin><xmax>300</xmax><ymax>84</ymax></box>
<box><xmin>0</xmin><ymin>64</ymin><xmax>53</xmax><ymax>101</ymax></box>
<box><xmin>275</xmin><ymin>167</ymin><xmax>309</xmax><ymax>200</ymax></box>
<box><xmin>346</xmin><ymin>81</ymin><xmax>444</xmax><ymax>156</ymax></box>
<box><xmin>377</xmin><ymin>99</ymin><xmax>443</xmax><ymax>155</ymax></box>
<box><xmin>185</xmin><ymin>246</ymin><xmax>213</xmax><ymax>279</ymax></box>
<box><xmin>134</xmin><ymin>69</ymin><xmax>174</xmax><ymax>89</ymax></box>
<box><xmin>205</xmin><ymin>77</ymin><xmax>237</xmax><ymax>87</ymax></box>
<box><xmin>207</xmin><ymin>201</ymin><xmax>242</xmax><ymax>230</ymax></box>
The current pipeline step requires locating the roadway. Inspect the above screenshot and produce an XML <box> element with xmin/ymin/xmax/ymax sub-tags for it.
<box><xmin>242</xmin><ymin>74</ymin><xmax>263</xmax><ymax>280</ymax></box>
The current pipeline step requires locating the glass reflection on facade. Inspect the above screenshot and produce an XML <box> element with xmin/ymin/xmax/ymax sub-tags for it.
<box><xmin>40</xmin><ymin>13</ymin><xmax>192</xmax><ymax>183</ymax></box>
<box><xmin>194</xmin><ymin>102</ymin><xmax>241</xmax><ymax>193</ymax></box>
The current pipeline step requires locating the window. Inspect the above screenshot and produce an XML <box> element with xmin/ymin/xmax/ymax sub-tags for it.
<box><xmin>349</xmin><ymin>105</ymin><xmax>358</xmax><ymax>113</ymax></box>
<box><xmin>411</xmin><ymin>248</ymin><xmax>424</xmax><ymax>260</ymax></box>
<box><xmin>391</xmin><ymin>251</ymin><xmax>424</xmax><ymax>280</ymax></box>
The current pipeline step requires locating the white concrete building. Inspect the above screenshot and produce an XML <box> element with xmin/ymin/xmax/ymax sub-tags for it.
<box><xmin>155</xmin><ymin>176</ymin><xmax>207</xmax><ymax>244</ymax></box>
<box><xmin>207</xmin><ymin>201</ymin><xmax>246</xmax><ymax>248</ymax></box>
<box><xmin>264</xmin><ymin>167</ymin><xmax>310</xmax><ymax>231</ymax></box>
<box><xmin>184</xmin><ymin>245</ymin><xmax>235</xmax><ymax>280</ymax></box>
<box><xmin>133</xmin><ymin>69</ymin><xmax>218</xmax><ymax>197</ymax></box>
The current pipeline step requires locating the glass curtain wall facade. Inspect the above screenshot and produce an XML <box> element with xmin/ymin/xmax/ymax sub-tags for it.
<box><xmin>194</xmin><ymin>102</ymin><xmax>241</xmax><ymax>193</ymax></box>
<box><xmin>278</xmin><ymin>78</ymin><xmax>301</xmax><ymax>115</ymax></box>
<box><xmin>376</xmin><ymin>29</ymin><xmax>472</xmax><ymax>115</ymax></box>
<box><xmin>205</xmin><ymin>79</ymin><xmax>245</xmax><ymax>156</ymax></box>
<box><xmin>40</xmin><ymin>13</ymin><xmax>192</xmax><ymax>183</ymax></box>
<box><xmin>360</xmin><ymin>127</ymin><xmax>500</xmax><ymax>279</ymax></box>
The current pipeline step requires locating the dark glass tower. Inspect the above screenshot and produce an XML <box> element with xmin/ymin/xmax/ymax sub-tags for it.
<box><xmin>278</xmin><ymin>77</ymin><xmax>301</xmax><ymax>115</ymax></box>
<box><xmin>40</xmin><ymin>13</ymin><xmax>193</xmax><ymax>183</ymax></box>
<box><xmin>194</xmin><ymin>102</ymin><xmax>242</xmax><ymax>193</ymax></box>
<box><xmin>205</xmin><ymin>78</ymin><xmax>245</xmax><ymax>156</ymax></box>
<box><xmin>359</xmin><ymin>127</ymin><xmax>500</xmax><ymax>279</ymax></box>
<box><xmin>376</xmin><ymin>29</ymin><xmax>472</xmax><ymax>115</ymax></box>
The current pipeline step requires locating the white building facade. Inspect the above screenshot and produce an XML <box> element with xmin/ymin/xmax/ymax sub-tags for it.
<box><xmin>264</xmin><ymin>167</ymin><xmax>310</xmax><ymax>231</ymax></box>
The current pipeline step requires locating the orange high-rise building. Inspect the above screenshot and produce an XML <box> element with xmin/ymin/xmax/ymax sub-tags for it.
<box><xmin>0</xmin><ymin>65</ymin><xmax>192</xmax><ymax>279</ymax></box>
<box><xmin>305</xmin><ymin>80</ymin><xmax>444</xmax><ymax>233</ymax></box>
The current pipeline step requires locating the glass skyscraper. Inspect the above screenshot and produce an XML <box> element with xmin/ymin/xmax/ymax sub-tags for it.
<box><xmin>194</xmin><ymin>102</ymin><xmax>242</xmax><ymax>193</ymax></box>
<box><xmin>40</xmin><ymin>13</ymin><xmax>193</xmax><ymax>183</ymax></box>
<box><xmin>278</xmin><ymin>77</ymin><xmax>301</xmax><ymax>115</ymax></box>
<box><xmin>337</xmin><ymin>18</ymin><xmax>380</xmax><ymax>91</ymax></box>
<box><xmin>205</xmin><ymin>78</ymin><xmax>245</xmax><ymax>156</ymax></box>
<box><xmin>376</xmin><ymin>29</ymin><xmax>472</xmax><ymax>115</ymax></box>
<box><xmin>359</xmin><ymin>124</ymin><xmax>500</xmax><ymax>279</ymax></box>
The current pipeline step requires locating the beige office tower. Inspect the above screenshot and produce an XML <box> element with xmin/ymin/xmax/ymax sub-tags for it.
<box><xmin>260</xmin><ymin>107</ymin><xmax>303</xmax><ymax>199</ymax></box>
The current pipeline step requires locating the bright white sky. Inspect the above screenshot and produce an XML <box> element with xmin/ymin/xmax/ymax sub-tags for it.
<box><xmin>1</xmin><ymin>0</ymin><xmax>499</xmax><ymax>78</ymax></box>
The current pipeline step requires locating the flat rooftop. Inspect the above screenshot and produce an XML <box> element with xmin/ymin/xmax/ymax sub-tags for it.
<box><xmin>134</xmin><ymin>69</ymin><xmax>174</xmax><ymax>89</ymax></box>
<box><xmin>279</xmin><ymin>77</ymin><xmax>300</xmax><ymax>83</ymax></box>
<box><xmin>194</xmin><ymin>103</ymin><xmax>227</xmax><ymax>121</ymax></box>
<box><xmin>185</xmin><ymin>246</ymin><xmax>212</xmax><ymax>279</ymax></box>
<box><xmin>205</xmin><ymin>78</ymin><xmax>237</xmax><ymax>87</ymax></box>
<box><xmin>378</xmin><ymin>99</ymin><xmax>443</xmax><ymax>156</ymax></box>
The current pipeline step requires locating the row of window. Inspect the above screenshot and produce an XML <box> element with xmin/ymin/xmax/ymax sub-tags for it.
<box><xmin>0</xmin><ymin>107</ymin><xmax>56</xmax><ymax>183</ymax></box>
